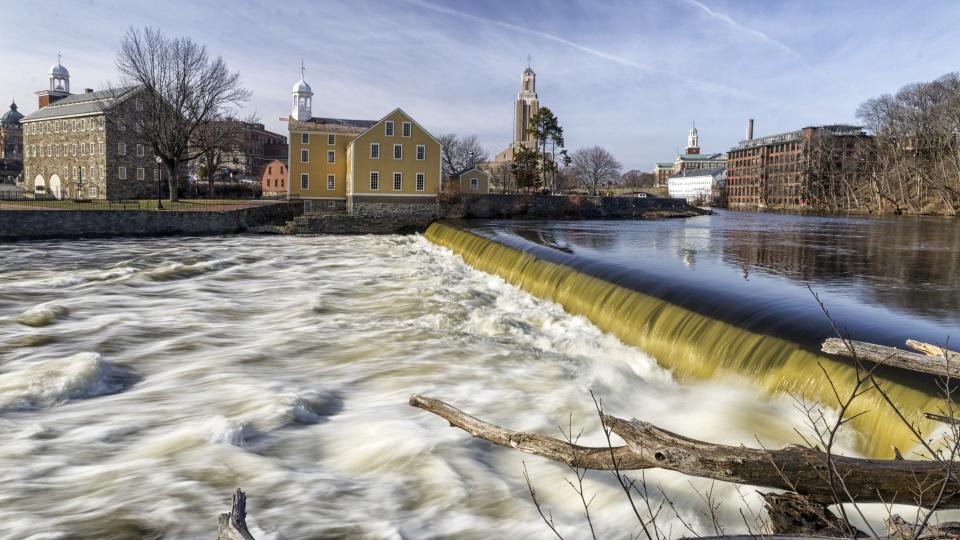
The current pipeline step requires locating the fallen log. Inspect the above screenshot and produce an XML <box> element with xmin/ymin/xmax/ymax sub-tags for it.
<box><xmin>907</xmin><ymin>340</ymin><xmax>958</xmax><ymax>360</ymax></box>
<box><xmin>821</xmin><ymin>338</ymin><xmax>960</xmax><ymax>378</ymax></box>
<box><xmin>410</xmin><ymin>394</ymin><xmax>960</xmax><ymax>508</ymax></box>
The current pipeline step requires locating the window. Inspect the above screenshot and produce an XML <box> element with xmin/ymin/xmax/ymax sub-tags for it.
<box><xmin>301</xmin><ymin>132</ymin><xmax>309</xmax><ymax>144</ymax></box>
<box><xmin>55</xmin><ymin>145</ymin><xmax>61</xmax><ymax>157</ymax></box>
<box><xmin>72</xmin><ymin>120</ymin><xmax>76</xmax><ymax>131</ymax></box>
<box><xmin>135</xmin><ymin>98</ymin><xmax>143</xmax><ymax>111</ymax></box>
<box><xmin>80</xmin><ymin>119</ymin><xmax>86</xmax><ymax>131</ymax></box>
<box><xmin>137</xmin><ymin>167</ymin><xmax>145</xmax><ymax>180</ymax></box>
<box><xmin>327</xmin><ymin>150</ymin><xmax>335</xmax><ymax>163</ymax></box>
<box><xmin>471</xmin><ymin>177</ymin><xmax>479</xmax><ymax>191</ymax></box>
<box><xmin>328</xmin><ymin>133</ymin><xmax>335</xmax><ymax>145</ymax></box>
<box><xmin>99</xmin><ymin>142</ymin><xmax>104</xmax><ymax>155</ymax></box>
<box><xmin>117</xmin><ymin>119</ymin><xmax>125</xmax><ymax>131</ymax></box>
<box><xmin>393</xmin><ymin>144</ymin><xmax>402</xmax><ymax>159</ymax></box>
<box><xmin>402</xmin><ymin>122</ymin><xmax>411</xmax><ymax>137</ymax></box>
<box><xmin>118</xmin><ymin>166</ymin><xmax>127</xmax><ymax>180</ymax></box>
<box><xmin>101</xmin><ymin>165</ymin><xmax>105</xmax><ymax>180</ymax></box>
<box><xmin>370</xmin><ymin>171</ymin><xmax>379</xmax><ymax>190</ymax></box>
<box><xmin>393</xmin><ymin>172</ymin><xmax>402</xmax><ymax>191</ymax></box>
<box><xmin>300</xmin><ymin>173</ymin><xmax>309</xmax><ymax>189</ymax></box>
<box><xmin>416</xmin><ymin>172</ymin><xmax>425</xmax><ymax>192</ymax></box>
<box><xmin>327</xmin><ymin>174</ymin><xmax>335</xmax><ymax>190</ymax></box>
<box><xmin>80</xmin><ymin>143</ymin><xmax>85</xmax><ymax>156</ymax></box>
<box><xmin>385</xmin><ymin>121</ymin><xmax>394</xmax><ymax>136</ymax></box>
<box><xmin>370</xmin><ymin>143</ymin><xmax>380</xmax><ymax>159</ymax></box>
<box><xmin>118</xmin><ymin>142</ymin><xmax>126</xmax><ymax>156</ymax></box>
<box><xmin>154</xmin><ymin>168</ymin><xmax>159</xmax><ymax>181</ymax></box>
<box><xmin>72</xmin><ymin>144</ymin><xmax>77</xmax><ymax>156</ymax></box>
<box><xmin>136</xmin><ymin>144</ymin><xmax>144</xmax><ymax>157</ymax></box>
<box><xmin>268</xmin><ymin>166</ymin><xmax>272</xmax><ymax>175</ymax></box>
<box><xmin>416</xmin><ymin>144</ymin><xmax>425</xmax><ymax>160</ymax></box>
<box><xmin>300</xmin><ymin>149</ymin><xmax>309</xmax><ymax>163</ymax></box>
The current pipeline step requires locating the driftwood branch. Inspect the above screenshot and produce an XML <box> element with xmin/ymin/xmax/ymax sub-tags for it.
<box><xmin>217</xmin><ymin>488</ymin><xmax>255</xmax><ymax>540</ymax></box>
<box><xmin>907</xmin><ymin>339</ymin><xmax>958</xmax><ymax>359</ymax></box>
<box><xmin>410</xmin><ymin>394</ymin><xmax>960</xmax><ymax>508</ymax></box>
<box><xmin>822</xmin><ymin>338</ymin><xmax>960</xmax><ymax>378</ymax></box>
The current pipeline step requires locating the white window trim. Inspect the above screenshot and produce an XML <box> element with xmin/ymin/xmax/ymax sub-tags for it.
<box><xmin>393</xmin><ymin>171</ymin><xmax>402</xmax><ymax>191</ymax></box>
<box><xmin>416</xmin><ymin>144</ymin><xmax>425</xmax><ymax>160</ymax></box>
<box><xmin>370</xmin><ymin>171</ymin><xmax>380</xmax><ymax>190</ymax></box>
<box><xmin>300</xmin><ymin>172</ymin><xmax>309</xmax><ymax>190</ymax></box>
<box><xmin>327</xmin><ymin>150</ymin><xmax>335</xmax><ymax>163</ymax></box>
<box><xmin>137</xmin><ymin>167</ymin><xmax>145</xmax><ymax>181</ymax></box>
<box><xmin>301</xmin><ymin>149</ymin><xmax>309</xmax><ymax>163</ymax></box>
<box><xmin>402</xmin><ymin>122</ymin><xmax>411</xmax><ymax>137</ymax></box>
<box><xmin>470</xmin><ymin>177</ymin><xmax>479</xmax><ymax>191</ymax></box>
<box><xmin>328</xmin><ymin>134</ymin><xmax>335</xmax><ymax>145</ymax></box>
<box><xmin>118</xmin><ymin>166</ymin><xmax>127</xmax><ymax>180</ymax></box>
<box><xmin>385</xmin><ymin>121</ymin><xmax>394</xmax><ymax>137</ymax></box>
<box><xmin>301</xmin><ymin>132</ymin><xmax>309</xmax><ymax>144</ymax></box>
<box><xmin>393</xmin><ymin>144</ymin><xmax>402</xmax><ymax>160</ymax></box>
<box><xmin>327</xmin><ymin>174</ymin><xmax>335</xmax><ymax>191</ymax></box>
<box><xmin>118</xmin><ymin>142</ymin><xmax>126</xmax><ymax>156</ymax></box>
<box><xmin>370</xmin><ymin>143</ymin><xmax>380</xmax><ymax>159</ymax></box>
<box><xmin>136</xmin><ymin>143</ymin><xmax>144</xmax><ymax>157</ymax></box>
<box><xmin>416</xmin><ymin>172</ymin><xmax>425</xmax><ymax>192</ymax></box>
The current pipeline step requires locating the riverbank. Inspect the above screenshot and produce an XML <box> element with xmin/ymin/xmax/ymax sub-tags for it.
<box><xmin>0</xmin><ymin>195</ymin><xmax>705</xmax><ymax>239</ymax></box>
<box><xmin>0</xmin><ymin>200</ymin><xmax>301</xmax><ymax>240</ymax></box>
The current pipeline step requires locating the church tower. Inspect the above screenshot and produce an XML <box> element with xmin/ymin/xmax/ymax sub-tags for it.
<box><xmin>686</xmin><ymin>123</ymin><xmax>700</xmax><ymax>155</ymax></box>
<box><xmin>36</xmin><ymin>54</ymin><xmax>71</xmax><ymax>109</ymax></box>
<box><xmin>291</xmin><ymin>62</ymin><xmax>313</xmax><ymax>122</ymax></box>
<box><xmin>513</xmin><ymin>62</ymin><xmax>539</xmax><ymax>148</ymax></box>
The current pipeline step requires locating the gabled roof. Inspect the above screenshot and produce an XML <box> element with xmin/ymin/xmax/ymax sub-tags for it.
<box><xmin>346</xmin><ymin>108</ymin><xmax>441</xmax><ymax>148</ymax></box>
<box><xmin>22</xmin><ymin>86</ymin><xmax>140</xmax><ymax>121</ymax></box>
<box><xmin>308</xmin><ymin>117</ymin><xmax>377</xmax><ymax>129</ymax></box>
<box><xmin>452</xmin><ymin>165</ymin><xmax>488</xmax><ymax>178</ymax></box>
<box><xmin>678</xmin><ymin>152</ymin><xmax>725</xmax><ymax>161</ymax></box>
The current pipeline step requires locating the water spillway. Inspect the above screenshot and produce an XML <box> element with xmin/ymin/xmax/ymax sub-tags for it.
<box><xmin>425</xmin><ymin>219</ymin><xmax>946</xmax><ymax>457</ymax></box>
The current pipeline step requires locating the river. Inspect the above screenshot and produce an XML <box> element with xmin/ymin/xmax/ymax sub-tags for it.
<box><xmin>0</xmin><ymin>211</ymin><xmax>957</xmax><ymax>538</ymax></box>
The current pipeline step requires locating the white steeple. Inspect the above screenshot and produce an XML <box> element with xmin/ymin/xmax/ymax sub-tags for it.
<box><xmin>49</xmin><ymin>52</ymin><xmax>70</xmax><ymax>94</ymax></box>
<box><xmin>688</xmin><ymin>123</ymin><xmax>698</xmax><ymax>150</ymax></box>
<box><xmin>292</xmin><ymin>60</ymin><xmax>313</xmax><ymax>121</ymax></box>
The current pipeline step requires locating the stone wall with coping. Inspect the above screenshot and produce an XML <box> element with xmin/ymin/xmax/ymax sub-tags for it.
<box><xmin>442</xmin><ymin>194</ymin><xmax>701</xmax><ymax>219</ymax></box>
<box><xmin>0</xmin><ymin>201</ymin><xmax>301</xmax><ymax>241</ymax></box>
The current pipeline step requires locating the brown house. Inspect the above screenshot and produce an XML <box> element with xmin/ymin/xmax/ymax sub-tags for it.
<box><xmin>261</xmin><ymin>159</ymin><xmax>288</xmax><ymax>195</ymax></box>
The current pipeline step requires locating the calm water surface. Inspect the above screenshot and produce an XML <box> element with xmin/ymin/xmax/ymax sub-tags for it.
<box><xmin>0</xmin><ymin>213</ymin><xmax>956</xmax><ymax>538</ymax></box>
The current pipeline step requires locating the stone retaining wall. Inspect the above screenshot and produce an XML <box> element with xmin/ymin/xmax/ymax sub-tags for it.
<box><xmin>442</xmin><ymin>194</ymin><xmax>701</xmax><ymax>219</ymax></box>
<box><xmin>0</xmin><ymin>202</ymin><xmax>301</xmax><ymax>241</ymax></box>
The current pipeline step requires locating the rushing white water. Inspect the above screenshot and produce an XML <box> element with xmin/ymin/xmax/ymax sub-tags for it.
<box><xmin>0</xmin><ymin>234</ymin><xmax>877</xmax><ymax>538</ymax></box>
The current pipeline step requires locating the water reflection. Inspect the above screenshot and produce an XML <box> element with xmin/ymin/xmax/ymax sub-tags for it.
<box><xmin>460</xmin><ymin>211</ymin><xmax>960</xmax><ymax>351</ymax></box>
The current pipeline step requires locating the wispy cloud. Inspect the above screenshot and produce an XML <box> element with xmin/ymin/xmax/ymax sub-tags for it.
<box><xmin>676</xmin><ymin>0</ymin><xmax>801</xmax><ymax>58</ymax></box>
<box><xmin>403</xmin><ymin>0</ymin><xmax>655</xmax><ymax>72</ymax></box>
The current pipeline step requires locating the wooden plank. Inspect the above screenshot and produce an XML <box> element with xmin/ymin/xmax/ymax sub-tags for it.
<box><xmin>821</xmin><ymin>338</ymin><xmax>960</xmax><ymax>378</ymax></box>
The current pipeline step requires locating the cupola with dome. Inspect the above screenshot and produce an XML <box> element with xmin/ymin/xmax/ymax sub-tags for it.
<box><xmin>36</xmin><ymin>54</ymin><xmax>72</xmax><ymax>108</ymax></box>
<box><xmin>291</xmin><ymin>61</ymin><xmax>313</xmax><ymax>122</ymax></box>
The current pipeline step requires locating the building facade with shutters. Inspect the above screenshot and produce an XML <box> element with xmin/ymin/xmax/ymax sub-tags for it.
<box><xmin>20</xmin><ymin>58</ymin><xmax>160</xmax><ymax>199</ymax></box>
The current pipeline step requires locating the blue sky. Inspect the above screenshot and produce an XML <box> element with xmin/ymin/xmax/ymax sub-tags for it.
<box><xmin>2</xmin><ymin>0</ymin><xmax>958</xmax><ymax>170</ymax></box>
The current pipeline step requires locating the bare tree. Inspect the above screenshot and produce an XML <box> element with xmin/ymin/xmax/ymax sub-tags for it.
<box><xmin>116</xmin><ymin>27</ymin><xmax>250</xmax><ymax>201</ymax></box>
<box><xmin>621</xmin><ymin>169</ymin><xmax>657</xmax><ymax>189</ymax></box>
<box><xmin>438</xmin><ymin>133</ymin><xmax>489</xmax><ymax>180</ymax></box>
<box><xmin>571</xmin><ymin>146</ymin><xmax>622</xmax><ymax>195</ymax></box>
<box><xmin>191</xmin><ymin>114</ymin><xmax>251</xmax><ymax>197</ymax></box>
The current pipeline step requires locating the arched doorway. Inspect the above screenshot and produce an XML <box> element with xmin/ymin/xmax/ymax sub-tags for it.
<box><xmin>48</xmin><ymin>174</ymin><xmax>62</xmax><ymax>199</ymax></box>
<box><xmin>33</xmin><ymin>175</ymin><xmax>46</xmax><ymax>196</ymax></box>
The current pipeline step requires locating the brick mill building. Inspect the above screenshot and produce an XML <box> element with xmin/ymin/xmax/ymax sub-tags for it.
<box><xmin>726</xmin><ymin>122</ymin><xmax>868</xmax><ymax>209</ymax></box>
<box><xmin>21</xmin><ymin>58</ymin><xmax>159</xmax><ymax>199</ymax></box>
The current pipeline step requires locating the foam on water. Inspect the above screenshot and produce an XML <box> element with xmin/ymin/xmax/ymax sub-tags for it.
<box><xmin>0</xmin><ymin>234</ymin><xmax>946</xmax><ymax>538</ymax></box>
<box><xmin>0</xmin><ymin>352</ymin><xmax>138</xmax><ymax>411</ymax></box>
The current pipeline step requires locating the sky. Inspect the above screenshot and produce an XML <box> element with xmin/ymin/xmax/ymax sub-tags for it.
<box><xmin>2</xmin><ymin>0</ymin><xmax>959</xmax><ymax>171</ymax></box>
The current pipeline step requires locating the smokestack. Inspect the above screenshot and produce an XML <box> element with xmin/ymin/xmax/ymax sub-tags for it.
<box><xmin>747</xmin><ymin>118</ymin><xmax>754</xmax><ymax>141</ymax></box>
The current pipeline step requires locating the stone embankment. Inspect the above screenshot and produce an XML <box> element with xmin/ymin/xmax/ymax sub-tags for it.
<box><xmin>282</xmin><ymin>195</ymin><xmax>707</xmax><ymax>235</ymax></box>
<box><xmin>0</xmin><ymin>201</ymin><xmax>301</xmax><ymax>241</ymax></box>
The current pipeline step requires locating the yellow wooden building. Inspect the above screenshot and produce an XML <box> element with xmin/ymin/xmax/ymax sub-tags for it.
<box><xmin>286</xmin><ymin>73</ymin><xmax>441</xmax><ymax>213</ymax></box>
<box><xmin>451</xmin><ymin>165</ymin><xmax>491</xmax><ymax>194</ymax></box>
